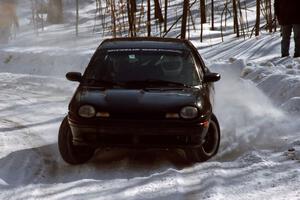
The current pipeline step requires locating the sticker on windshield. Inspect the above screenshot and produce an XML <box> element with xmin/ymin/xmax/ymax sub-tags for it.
<box><xmin>129</xmin><ymin>54</ymin><xmax>136</xmax><ymax>59</ymax></box>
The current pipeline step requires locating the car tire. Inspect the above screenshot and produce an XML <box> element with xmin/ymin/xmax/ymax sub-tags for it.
<box><xmin>185</xmin><ymin>113</ymin><xmax>220</xmax><ymax>162</ymax></box>
<box><xmin>58</xmin><ymin>116</ymin><xmax>95</xmax><ymax>165</ymax></box>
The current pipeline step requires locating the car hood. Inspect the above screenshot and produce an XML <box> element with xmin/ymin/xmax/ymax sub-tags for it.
<box><xmin>75</xmin><ymin>87</ymin><xmax>202</xmax><ymax>113</ymax></box>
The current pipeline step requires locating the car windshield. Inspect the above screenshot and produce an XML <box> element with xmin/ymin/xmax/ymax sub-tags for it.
<box><xmin>84</xmin><ymin>48</ymin><xmax>200</xmax><ymax>87</ymax></box>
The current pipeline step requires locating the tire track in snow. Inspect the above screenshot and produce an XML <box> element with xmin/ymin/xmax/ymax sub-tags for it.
<box><xmin>0</xmin><ymin>74</ymin><xmax>68</xmax><ymax>188</ymax></box>
<box><xmin>0</xmin><ymin>117</ymin><xmax>59</xmax><ymax>186</ymax></box>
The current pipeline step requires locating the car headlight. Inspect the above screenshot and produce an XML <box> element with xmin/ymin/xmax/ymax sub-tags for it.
<box><xmin>78</xmin><ymin>105</ymin><xmax>96</xmax><ymax>118</ymax></box>
<box><xmin>196</xmin><ymin>97</ymin><xmax>204</xmax><ymax>110</ymax></box>
<box><xmin>180</xmin><ymin>106</ymin><xmax>198</xmax><ymax>119</ymax></box>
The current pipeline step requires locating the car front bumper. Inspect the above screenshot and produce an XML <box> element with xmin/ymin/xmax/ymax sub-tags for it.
<box><xmin>68</xmin><ymin>116</ymin><xmax>209</xmax><ymax>149</ymax></box>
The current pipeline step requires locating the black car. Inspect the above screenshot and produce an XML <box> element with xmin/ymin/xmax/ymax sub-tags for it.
<box><xmin>58</xmin><ymin>37</ymin><xmax>221</xmax><ymax>165</ymax></box>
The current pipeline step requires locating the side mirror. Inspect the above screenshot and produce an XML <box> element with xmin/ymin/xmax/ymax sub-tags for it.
<box><xmin>66</xmin><ymin>72</ymin><xmax>82</xmax><ymax>82</ymax></box>
<box><xmin>203</xmin><ymin>72</ymin><xmax>221</xmax><ymax>83</ymax></box>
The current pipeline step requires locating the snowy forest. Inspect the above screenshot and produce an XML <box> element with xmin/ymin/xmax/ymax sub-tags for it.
<box><xmin>0</xmin><ymin>0</ymin><xmax>300</xmax><ymax>200</ymax></box>
<box><xmin>2</xmin><ymin>0</ymin><xmax>276</xmax><ymax>42</ymax></box>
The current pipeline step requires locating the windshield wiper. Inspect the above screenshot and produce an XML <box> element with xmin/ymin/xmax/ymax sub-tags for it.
<box><xmin>125</xmin><ymin>79</ymin><xmax>188</xmax><ymax>87</ymax></box>
<box><xmin>86</xmin><ymin>79</ymin><xmax>121</xmax><ymax>86</ymax></box>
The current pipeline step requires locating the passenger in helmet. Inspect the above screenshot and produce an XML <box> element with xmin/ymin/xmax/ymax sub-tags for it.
<box><xmin>161</xmin><ymin>55</ymin><xmax>183</xmax><ymax>76</ymax></box>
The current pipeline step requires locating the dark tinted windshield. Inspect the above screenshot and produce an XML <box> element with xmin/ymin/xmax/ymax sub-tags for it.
<box><xmin>84</xmin><ymin>49</ymin><xmax>200</xmax><ymax>86</ymax></box>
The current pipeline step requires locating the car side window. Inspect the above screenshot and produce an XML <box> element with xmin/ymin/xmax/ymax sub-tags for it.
<box><xmin>186</xmin><ymin>44</ymin><xmax>206</xmax><ymax>82</ymax></box>
<box><xmin>190</xmin><ymin>54</ymin><xmax>204</xmax><ymax>83</ymax></box>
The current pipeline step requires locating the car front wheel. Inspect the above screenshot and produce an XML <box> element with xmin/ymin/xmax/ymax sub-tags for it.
<box><xmin>185</xmin><ymin>113</ymin><xmax>220</xmax><ymax>162</ymax></box>
<box><xmin>58</xmin><ymin>116</ymin><xmax>95</xmax><ymax>165</ymax></box>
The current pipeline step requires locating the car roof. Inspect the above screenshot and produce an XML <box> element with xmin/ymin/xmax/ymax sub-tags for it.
<box><xmin>99</xmin><ymin>37</ymin><xmax>191</xmax><ymax>51</ymax></box>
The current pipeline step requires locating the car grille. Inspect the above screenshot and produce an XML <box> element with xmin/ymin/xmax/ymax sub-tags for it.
<box><xmin>110</xmin><ymin>112</ymin><xmax>166</xmax><ymax>120</ymax></box>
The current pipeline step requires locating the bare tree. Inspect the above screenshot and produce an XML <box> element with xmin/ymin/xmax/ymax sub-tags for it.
<box><xmin>147</xmin><ymin>0</ymin><xmax>151</xmax><ymax>36</ymax></box>
<box><xmin>127</xmin><ymin>0</ymin><xmax>136</xmax><ymax>37</ymax></box>
<box><xmin>266</xmin><ymin>0</ymin><xmax>273</xmax><ymax>32</ymax></box>
<box><xmin>221</xmin><ymin>0</ymin><xmax>230</xmax><ymax>42</ymax></box>
<box><xmin>211</xmin><ymin>0</ymin><xmax>215</xmax><ymax>30</ymax></box>
<box><xmin>232</xmin><ymin>0</ymin><xmax>240</xmax><ymax>37</ymax></box>
<box><xmin>181</xmin><ymin>0</ymin><xmax>189</xmax><ymax>39</ymax></box>
<box><xmin>244</xmin><ymin>0</ymin><xmax>250</xmax><ymax>34</ymax></box>
<box><xmin>154</xmin><ymin>0</ymin><xmax>164</xmax><ymax>23</ymax></box>
<box><xmin>200</xmin><ymin>0</ymin><xmax>206</xmax><ymax>24</ymax></box>
<box><xmin>164</xmin><ymin>0</ymin><xmax>168</xmax><ymax>32</ymax></box>
<box><xmin>237</xmin><ymin>0</ymin><xmax>246</xmax><ymax>39</ymax></box>
<box><xmin>76</xmin><ymin>0</ymin><xmax>79</xmax><ymax>36</ymax></box>
<box><xmin>110</xmin><ymin>0</ymin><xmax>117</xmax><ymax>37</ymax></box>
<box><xmin>200</xmin><ymin>0</ymin><xmax>206</xmax><ymax>42</ymax></box>
<box><xmin>255</xmin><ymin>0</ymin><xmax>261</xmax><ymax>36</ymax></box>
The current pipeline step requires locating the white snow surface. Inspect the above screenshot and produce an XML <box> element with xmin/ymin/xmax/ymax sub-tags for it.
<box><xmin>0</xmin><ymin>1</ymin><xmax>300</xmax><ymax>199</ymax></box>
